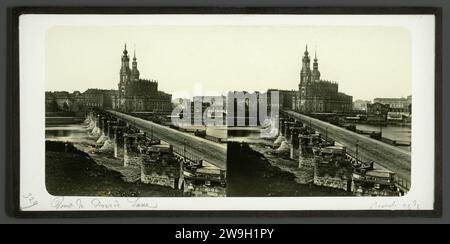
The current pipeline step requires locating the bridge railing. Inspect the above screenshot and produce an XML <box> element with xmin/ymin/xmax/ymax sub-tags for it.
<box><xmin>172</xmin><ymin>146</ymin><xmax>203</xmax><ymax>165</ymax></box>
<box><xmin>393</xmin><ymin>175</ymin><xmax>410</xmax><ymax>192</ymax></box>
<box><xmin>283</xmin><ymin>110</ymin><xmax>411</xmax><ymax>192</ymax></box>
<box><xmin>345</xmin><ymin>148</ymin><xmax>410</xmax><ymax>191</ymax></box>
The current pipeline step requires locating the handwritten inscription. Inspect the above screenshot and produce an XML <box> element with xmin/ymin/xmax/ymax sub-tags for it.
<box><xmin>51</xmin><ymin>197</ymin><xmax>85</xmax><ymax>209</ymax></box>
<box><xmin>21</xmin><ymin>193</ymin><xmax>39</xmax><ymax>210</ymax></box>
<box><xmin>47</xmin><ymin>197</ymin><xmax>158</xmax><ymax>210</ymax></box>
<box><xmin>370</xmin><ymin>200</ymin><xmax>420</xmax><ymax>210</ymax></box>
<box><xmin>91</xmin><ymin>199</ymin><xmax>121</xmax><ymax>209</ymax></box>
<box><xmin>127</xmin><ymin>198</ymin><xmax>158</xmax><ymax>209</ymax></box>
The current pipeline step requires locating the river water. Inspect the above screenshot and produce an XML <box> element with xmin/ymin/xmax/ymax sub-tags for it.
<box><xmin>46</xmin><ymin>123</ymin><xmax>96</xmax><ymax>144</ymax></box>
<box><xmin>228</xmin><ymin>123</ymin><xmax>411</xmax><ymax>152</ymax></box>
<box><xmin>352</xmin><ymin>124</ymin><xmax>411</xmax><ymax>152</ymax></box>
<box><xmin>46</xmin><ymin>120</ymin><xmax>226</xmax><ymax>197</ymax></box>
<box><xmin>354</xmin><ymin>124</ymin><xmax>411</xmax><ymax>142</ymax></box>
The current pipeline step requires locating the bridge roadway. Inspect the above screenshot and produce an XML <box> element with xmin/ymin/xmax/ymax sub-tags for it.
<box><xmin>283</xmin><ymin>110</ymin><xmax>411</xmax><ymax>183</ymax></box>
<box><xmin>107</xmin><ymin>110</ymin><xmax>226</xmax><ymax>170</ymax></box>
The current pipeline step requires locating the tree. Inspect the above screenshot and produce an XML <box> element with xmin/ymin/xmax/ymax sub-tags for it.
<box><xmin>63</xmin><ymin>101</ymin><xmax>70</xmax><ymax>111</ymax></box>
<box><xmin>46</xmin><ymin>100</ymin><xmax>59</xmax><ymax>112</ymax></box>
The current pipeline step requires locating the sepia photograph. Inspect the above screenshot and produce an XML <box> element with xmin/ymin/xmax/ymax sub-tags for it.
<box><xmin>44</xmin><ymin>25</ymin><xmax>411</xmax><ymax>198</ymax></box>
<box><xmin>15</xmin><ymin>11</ymin><xmax>437</xmax><ymax>212</ymax></box>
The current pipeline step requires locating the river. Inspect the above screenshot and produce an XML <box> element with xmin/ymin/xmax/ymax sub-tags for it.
<box><xmin>351</xmin><ymin>124</ymin><xmax>411</xmax><ymax>151</ymax></box>
<box><xmin>46</xmin><ymin>123</ymin><xmax>95</xmax><ymax>143</ymax></box>
<box><xmin>353</xmin><ymin>124</ymin><xmax>411</xmax><ymax>142</ymax></box>
<box><xmin>45</xmin><ymin>118</ymin><xmax>225</xmax><ymax>197</ymax></box>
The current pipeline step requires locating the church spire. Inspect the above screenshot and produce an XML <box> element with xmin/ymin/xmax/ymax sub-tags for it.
<box><xmin>131</xmin><ymin>45</ymin><xmax>140</xmax><ymax>81</ymax></box>
<box><xmin>123</xmin><ymin>43</ymin><xmax>128</xmax><ymax>55</ymax></box>
<box><xmin>312</xmin><ymin>47</ymin><xmax>320</xmax><ymax>81</ymax></box>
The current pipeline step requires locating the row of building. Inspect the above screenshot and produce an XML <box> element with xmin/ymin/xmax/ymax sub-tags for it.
<box><xmin>354</xmin><ymin>96</ymin><xmax>412</xmax><ymax>114</ymax></box>
<box><xmin>269</xmin><ymin>46</ymin><xmax>353</xmax><ymax>114</ymax></box>
<box><xmin>46</xmin><ymin>44</ymin><xmax>173</xmax><ymax>115</ymax></box>
<box><xmin>46</xmin><ymin>44</ymin><xmax>410</xmax><ymax>125</ymax></box>
<box><xmin>45</xmin><ymin>89</ymin><xmax>117</xmax><ymax>114</ymax></box>
<box><xmin>271</xmin><ymin>45</ymin><xmax>410</xmax><ymax>124</ymax></box>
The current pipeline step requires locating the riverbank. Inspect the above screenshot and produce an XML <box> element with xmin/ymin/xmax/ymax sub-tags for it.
<box><xmin>227</xmin><ymin>142</ymin><xmax>351</xmax><ymax>197</ymax></box>
<box><xmin>46</xmin><ymin>117</ymin><xmax>85</xmax><ymax>125</ymax></box>
<box><xmin>45</xmin><ymin>141</ymin><xmax>183</xmax><ymax>197</ymax></box>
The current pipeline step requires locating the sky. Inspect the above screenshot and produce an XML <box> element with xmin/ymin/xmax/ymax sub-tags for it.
<box><xmin>45</xmin><ymin>26</ymin><xmax>411</xmax><ymax>101</ymax></box>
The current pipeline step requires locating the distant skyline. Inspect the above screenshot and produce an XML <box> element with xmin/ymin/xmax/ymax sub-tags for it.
<box><xmin>45</xmin><ymin>26</ymin><xmax>411</xmax><ymax>101</ymax></box>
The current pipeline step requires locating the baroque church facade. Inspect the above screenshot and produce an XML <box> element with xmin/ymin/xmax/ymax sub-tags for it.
<box><xmin>296</xmin><ymin>45</ymin><xmax>353</xmax><ymax>113</ymax></box>
<box><xmin>113</xmin><ymin>44</ymin><xmax>172</xmax><ymax>113</ymax></box>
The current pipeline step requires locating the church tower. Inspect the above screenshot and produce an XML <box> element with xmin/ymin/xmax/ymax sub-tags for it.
<box><xmin>130</xmin><ymin>48</ymin><xmax>140</xmax><ymax>82</ymax></box>
<box><xmin>300</xmin><ymin>45</ymin><xmax>311</xmax><ymax>85</ymax></box>
<box><xmin>118</xmin><ymin>44</ymin><xmax>131</xmax><ymax>107</ymax></box>
<box><xmin>298</xmin><ymin>45</ymin><xmax>312</xmax><ymax>112</ymax></box>
<box><xmin>311</xmin><ymin>49</ymin><xmax>321</xmax><ymax>81</ymax></box>
<box><xmin>120</xmin><ymin>44</ymin><xmax>131</xmax><ymax>84</ymax></box>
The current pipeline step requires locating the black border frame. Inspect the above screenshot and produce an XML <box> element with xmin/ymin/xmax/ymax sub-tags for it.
<box><xmin>7</xmin><ymin>7</ymin><xmax>443</xmax><ymax>218</ymax></box>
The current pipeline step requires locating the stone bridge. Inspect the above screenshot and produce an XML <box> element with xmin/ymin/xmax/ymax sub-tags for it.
<box><xmin>85</xmin><ymin>109</ymin><xmax>227</xmax><ymax>196</ymax></box>
<box><xmin>280</xmin><ymin>110</ymin><xmax>411</xmax><ymax>192</ymax></box>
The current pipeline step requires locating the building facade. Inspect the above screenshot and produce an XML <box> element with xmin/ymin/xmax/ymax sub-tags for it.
<box><xmin>297</xmin><ymin>45</ymin><xmax>353</xmax><ymax>114</ymax></box>
<box><xmin>45</xmin><ymin>91</ymin><xmax>71</xmax><ymax>112</ymax></box>
<box><xmin>45</xmin><ymin>89</ymin><xmax>118</xmax><ymax>113</ymax></box>
<box><xmin>353</xmin><ymin>99</ymin><xmax>372</xmax><ymax>112</ymax></box>
<box><xmin>267</xmin><ymin>89</ymin><xmax>297</xmax><ymax>110</ymax></box>
<box><xmin>373</xmin><ymin>97</ymin><xmax>411</xmax><ymax>113</ymax></box>
<box><xmin>367</xmin><ymin>102</ymin><xmax>390</xmax><ymax>123</ymax></box>
<box><xmin>114</xmin><ymin>44</ymin><xmax>172</xmax><ymax>113</ymax></box>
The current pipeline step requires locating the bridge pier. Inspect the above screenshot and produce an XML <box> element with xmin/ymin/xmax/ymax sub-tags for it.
<box><xmin>284</xmin><ymin>122</ymin><xmax>295</xmax><ymax>141</ymax></box>
<box><xmin>140</xmin><ymin>143</ymin><xmax>183</xmax><ymax>190</ymax></box>
<box><xmin>85</xmin><ymin>111</ymin><xmax>97</xmax><ymax>132</ymax></box>
<box><xmin>279</xmin><ymin>118</ymin><xmax>286</xmax><ymax>136</ymax></box>
<box><xmin>298</xmin><ymin>133</ymin><xmax>318</xmax><ymax>168</ymax></box>
<box><xmin>91</xmin><ymin>114</ymin><xmax>101</xmax><ymax>136</ymax></box>
<box><xmin>290</xmin><ymin>128</ymin><xmax>301</xmax><ymax>160</ymax></box>
<box><xmin>96</xmin><ymin>116</ymin><xmax>109</xmax><ymax>144</ymax></box>
<box><xmin>114</xmin><ymin>125</ymin><xmax>125</xmax><ymax>158</ymax></box>
<box><xmin>102</xmin><ymin>117</ymin><xmax>108</xmax><ymax>136</ymax></box>
<box><xmin>99</xmin><ymin>115</ymin><xmax>104</xmax><ymax>134</ymax></box>
<box><xmin>298</xmin><ymin>136</ymin><xmax>305</xmax><ymax>167</ymax></box>
<box><xmin>123</xmin><ymin>132</ymin><xmax>145</xmax><ymax>167</ymax></box>
<box><xmin>107</xmin><ymin>120</ymin><xmax>117</xmax><ymax>140</ymax></box>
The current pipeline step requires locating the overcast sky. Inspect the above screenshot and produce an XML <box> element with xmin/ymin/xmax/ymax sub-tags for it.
<box><xmin>45</xmin><ymin>26</ymin><xmax>411</xmax><ymax>101</ymax></box>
